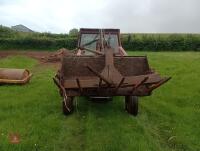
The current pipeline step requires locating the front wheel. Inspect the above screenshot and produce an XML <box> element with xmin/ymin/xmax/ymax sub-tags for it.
<box><xmin>125</xmin><ymin>96</ymin><xmax>138</xmax><ymax>116</ymax></box>
<box><xmin>62</xmin><ymin>96</ymin><xmax>74</xmax><ymax>115</ymax></box>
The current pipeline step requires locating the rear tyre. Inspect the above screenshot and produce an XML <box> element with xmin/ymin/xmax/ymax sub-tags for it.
<box><xmin>62</xmin><ymin>96</ymin><xmax>74</xmax><ymax>115</ymax></box>
<box><xmin>125</xmin><ymin>96</ymin><xmax>138</xmax><ymax>116</ymax></box>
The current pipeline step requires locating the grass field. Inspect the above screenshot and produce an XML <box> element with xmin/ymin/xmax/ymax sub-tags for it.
<box><xmin>0</xmin><ymin>52</ymin><xmax>200</xmax><ymax>151</ymax></box>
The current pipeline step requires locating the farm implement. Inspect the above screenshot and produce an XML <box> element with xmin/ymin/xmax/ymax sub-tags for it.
<box><xmin>53</xmin><ymin>28</ymin><xmax>171</xmax><ymax>116</ymax></box>
<box><xmin>0</xmin><ymin>68</ymin><xmax>32</xmax><ymax>84</ymax></box>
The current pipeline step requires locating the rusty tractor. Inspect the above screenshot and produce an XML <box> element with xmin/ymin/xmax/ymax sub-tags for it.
<box><xmin>53</xmin><ymin>28</ymin><xmax>171</xmax><ymax>116</ymax></box>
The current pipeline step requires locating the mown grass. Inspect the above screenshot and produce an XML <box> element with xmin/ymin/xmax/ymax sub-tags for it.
<box><xmin>0</xmin><ymin>52</ymin><xmax>200</xmax><ymax>151</ymax></box>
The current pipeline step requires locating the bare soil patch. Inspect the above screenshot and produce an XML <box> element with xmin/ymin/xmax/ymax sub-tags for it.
<box><xmin>0</xmin><ymin>50</ymin><xmax>67</xmax><ymax>69</ymax></box>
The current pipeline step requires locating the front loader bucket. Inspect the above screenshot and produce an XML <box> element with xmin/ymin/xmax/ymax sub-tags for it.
<box><xmin>56</xmin><ymin>49</ymin><xmax>170</xmax><ymax>97</ymax></box>
<box><xmin>0</xmin><ymin>68</ymin><xmax>32</xmax><ymax>84</ymax></box>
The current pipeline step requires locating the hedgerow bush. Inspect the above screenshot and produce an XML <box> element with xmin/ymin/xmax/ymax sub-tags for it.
<box><xmin>0</xmin><ymin>25</ymin><xmax>77</xmax><ymax>50</ymax></box>
<box><xmin>0</xmin><ymin>38</ymin><xmax>77</xmax><ymax>50</ymax></box>
<box><xmin>0</xmin><ymin>26</ymin><xmax>199</xmax><ymax>51</ymax></box>
<box><xmin>121</xmin><ymin>34</ymin><xmax>200</xmax><ymax>51</ymax></box>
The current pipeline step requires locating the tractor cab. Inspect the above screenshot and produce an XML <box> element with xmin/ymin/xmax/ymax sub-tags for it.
<box><xmin>77</xmin><ymin>28</ymin><xmax>127</xmax><ymax>56</ymax></box>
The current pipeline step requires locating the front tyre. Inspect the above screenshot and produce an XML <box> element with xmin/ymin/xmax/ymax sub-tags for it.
<box><xmin>125</xmin><ymin>96</ymin><xmax>138</xmax><ymax>116</ymax></box>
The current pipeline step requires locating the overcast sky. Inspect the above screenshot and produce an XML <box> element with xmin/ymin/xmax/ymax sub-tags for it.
<box><xmin>0</xmin><ymin>0</ymin><xmax>199</xmax><ymax>33</ymax></box>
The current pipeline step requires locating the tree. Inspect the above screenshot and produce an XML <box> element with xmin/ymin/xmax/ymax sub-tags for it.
<box><xmin>69</xmin><ymin>28</ymin><xmax>78</xmax><ymax>36</ymax></box>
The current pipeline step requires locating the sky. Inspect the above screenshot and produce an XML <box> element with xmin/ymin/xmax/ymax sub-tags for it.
<box><xmin>0</xmin><ymin>0</ymin><xmax>199</xmax><ymax>33</ymax></box>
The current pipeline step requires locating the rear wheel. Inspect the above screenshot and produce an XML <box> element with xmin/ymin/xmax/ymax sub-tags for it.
<box><xmin>62</xmin><ymin>96</ymin><xmax>74</xmax><ymax>115</ymax></box>
<box><xmin>125</xmin><ymin>96</ymin><xmax>138</xmax><ymax>116</ymax></box>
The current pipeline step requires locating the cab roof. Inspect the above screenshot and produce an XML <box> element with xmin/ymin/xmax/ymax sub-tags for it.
<box><xmin>79</xmin><ymin>28</ymin><xmax>120</xmax><ymax>34</ymax></box>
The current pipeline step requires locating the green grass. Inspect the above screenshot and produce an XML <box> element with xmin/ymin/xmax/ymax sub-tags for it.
<box><xmin>0</xmin><ymin>52</ymin><xmax>200</xmax><ymax>151</ymax></box>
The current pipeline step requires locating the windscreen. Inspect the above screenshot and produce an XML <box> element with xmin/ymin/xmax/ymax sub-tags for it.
<box><xmin>80</xmin><ymin>33</ymin><xmax>119</xmax><ymax>55</ymax></box>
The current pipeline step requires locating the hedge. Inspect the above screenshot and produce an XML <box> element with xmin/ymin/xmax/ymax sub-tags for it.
<box><xmin>0</xmin><ymin>33</ymin><xmax>200</xmax><ymax>51</ymax></box>
<box><xmin>121</xmin><ymin>34</ymin><xmax>200</xmax><ymax>51</ymax></box>
<box><xmin>0</xmin><ymin>37</ymin><xmax>77</xmax><ymax>50</ymax></box>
